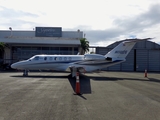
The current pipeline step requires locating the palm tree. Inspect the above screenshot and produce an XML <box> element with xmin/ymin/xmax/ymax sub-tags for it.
<box><xmin>80</xmin><ymin>38</ymin><xmax>89</xmax><ymax>55</ymax></box>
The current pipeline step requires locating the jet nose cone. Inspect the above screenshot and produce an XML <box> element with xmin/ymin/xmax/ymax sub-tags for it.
<box><xmin>11</xmin><ymin>63</ymin><xmax>17</xmax><ymax>69</ymax></box>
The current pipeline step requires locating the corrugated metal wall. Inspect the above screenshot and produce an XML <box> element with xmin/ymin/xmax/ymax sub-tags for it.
<box><xmin>136</xmin><ymin>49</ymin><xmax>148</xmax><ymax>71</ymax></box>
<box><xmin>148</xmin><ymin>50</ymin><xmax>160</xmax><ymax>71</ymax></box>
<box><xmin>96</xmin><ymin>40</ymin><xmax>160</xmax><ymax>72</ymax></box>
<box><xmin>107</xmin><ymin>64</ymin><xmax>121</xmax><ymax>71</ymax></box>
<box><xmin>121</xmin><ymin>50</ymin><xmax>134</xmax><ymax>71</ymax></box>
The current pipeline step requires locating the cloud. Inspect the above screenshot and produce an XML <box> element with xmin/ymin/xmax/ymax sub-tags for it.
<box><xmin>113</xmin><ymin>4</ymin><xmax>160</xmax><ymax>31</ymax></box>
<box><xmin>82</xmin><ymin>4</ymin><xmax>160</xmax><ymax>46</ymax></box>
<box><xmin>0</xmin><ymin>6</ymin><xmax>39</xmax><ymax>29</ymax></box>
<box><xmin>0</xmin><ymin>6</ymin><xmax>38</xmax><ymax>18</ymax></box>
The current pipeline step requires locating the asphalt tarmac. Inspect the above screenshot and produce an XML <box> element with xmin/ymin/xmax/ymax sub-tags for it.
<box><xmin>0</xmin><ymin>71</ymin><xmax>160</xmax><ymax>120</ymax></box>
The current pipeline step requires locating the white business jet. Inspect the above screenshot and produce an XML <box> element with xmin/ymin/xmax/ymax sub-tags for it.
<box><xmin>11</xmin><ymin>38</ymin><xmax>151</xmax><ymax>77</ymax></box>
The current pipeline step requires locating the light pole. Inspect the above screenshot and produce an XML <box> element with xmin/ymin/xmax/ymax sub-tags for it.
<box><xmin>77</xmin><ymin>29</ymin><xmax>80</xmax><ymax>40</ymax></box>
<box><xmin>9</xmin><ymin>27</ymin><xmax>12</xmax><ymax>37</ymax></box>
<box><xmin>77</xmin><ymin>29</ymin><xmax>81</xmax><ymax>54</ymax></box>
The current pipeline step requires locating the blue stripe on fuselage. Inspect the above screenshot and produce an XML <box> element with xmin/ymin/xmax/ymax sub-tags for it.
<box><xmin>25</xmin><ymin>60</ymin><xmax>123</xmax><ymax>66</ymax></box>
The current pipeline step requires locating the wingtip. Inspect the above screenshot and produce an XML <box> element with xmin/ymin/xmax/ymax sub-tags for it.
<box><xmin>124</xmin><ymin>37</ymin><xmax>154</xmax><ymax>43</ymax></box>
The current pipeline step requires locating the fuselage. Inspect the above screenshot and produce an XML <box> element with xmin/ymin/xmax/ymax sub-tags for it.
<box><xmin>11</xmin><ymin>54</ymin><xmax>124</xmax><ymax>72</ymax></box>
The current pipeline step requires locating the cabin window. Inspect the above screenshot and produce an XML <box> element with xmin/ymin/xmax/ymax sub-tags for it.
<box><xmin>64</xmin><ymin>57</ymin><xmax>67</xmax><ymax>61</ymax></box>
<box><xmin>69</xmin><ymin>57</ymin><xmax>72</xmax><ymax>60</ymax></box>
<box><xmin>44</xmin><ymin>57</ymin><xmax>47</xmax><ymax>60</ymax></box>
<box><xmin>54</xmin><ymin>57</ymin><xmax>57</xmax><ymax>60</ymax></box>
<box><xmin>59</xmin><ymin>57</ymin><xmax>62</xmax><ymax>60</ymax></box>
<box><xmin>49</xmin><ymin>57</ymin><xmax>53</xmax><ymax>60</ymax></box>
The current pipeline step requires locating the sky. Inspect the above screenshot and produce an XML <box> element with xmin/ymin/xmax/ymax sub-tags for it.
<box><xmin>0</xmin><ymin>0</ymin><xmax>160</xmax><ymax>46</ymax></box>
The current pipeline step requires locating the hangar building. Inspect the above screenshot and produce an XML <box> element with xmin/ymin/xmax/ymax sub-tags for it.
<box><xmin>0</xmin><ymin>27</ymin><xmax>83</xmax><ymax>64</ymax></box>
<box><xmin>96</xmin><ymin>39</ymin><xmax>160</xmax><ymax>72</ymax></box>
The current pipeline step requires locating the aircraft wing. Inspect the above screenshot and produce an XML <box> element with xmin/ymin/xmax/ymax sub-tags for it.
<box><xmin>69</xmin><ymin>66</ymin><xmax>86</xmax><ymax>72</ymax></box>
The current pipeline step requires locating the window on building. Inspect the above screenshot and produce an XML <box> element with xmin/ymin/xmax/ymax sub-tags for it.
<box><xmin>60</xmin><ymin>47</ymin><xmax>68</xmax><ymax>55</ymax></box>
<box><xmin>68</xmin><ymin>47</ymin><xmax>72</xmax><ymax>54</ymax></box>
<box><xmin>51</xmin><ymin>47</ymin><xmax>59</xmax><ymax>54</ymax></box>
<box><xmin>74</xmin><ymin>47</ymin><xmax>78</xmax><ymax>55</ymax></box>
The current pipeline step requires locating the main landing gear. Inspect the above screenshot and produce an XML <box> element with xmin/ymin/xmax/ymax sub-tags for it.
<box><xmin>71</xmin><ymin>67</ymin><xmax>77</xmax><ymax>77</ymax></box>
<box><xmin>23</xmin><ymin>70</ymin><xmax>28</xmax><ymax>76</ymax></box>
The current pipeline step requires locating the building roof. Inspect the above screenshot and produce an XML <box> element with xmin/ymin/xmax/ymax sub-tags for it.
<box><xmin>0</xmin><ymin>30</ymin><xmax>81</xmax><ymax>45</ymax></box>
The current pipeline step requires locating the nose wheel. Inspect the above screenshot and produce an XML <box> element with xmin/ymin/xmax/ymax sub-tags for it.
<box><xmin>23</xmin><ymin>70</ymin><xmax>28</xmax><ymax>76</ymax></box>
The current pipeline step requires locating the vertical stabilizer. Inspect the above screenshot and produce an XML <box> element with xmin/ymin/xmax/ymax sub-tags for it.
<box><xmin>105</xmin><ymin>41</ymin><xmax>136</xmax><ymax>60</ymax></box>
<box><xmin>104</xmin><ymin>38</ymin><xmax>152</xmax><ymax>60</ymax></box>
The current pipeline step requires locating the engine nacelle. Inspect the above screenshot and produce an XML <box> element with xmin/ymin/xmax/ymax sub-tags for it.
<box><xmin>84</xmin><ymin>54</ymin><xmax>106</xmax><ymax>60</ymax></box>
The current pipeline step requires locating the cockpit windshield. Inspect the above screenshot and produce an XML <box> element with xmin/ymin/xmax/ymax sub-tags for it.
<box><xmin>34</xmin><ymin>56</ymin><xmax>39</xmax><ymax>60</ymax></box>
<box><xmin>29</xmin><ymin>56</ymin><xmax>39</xmax><ymax>61</ymax></box>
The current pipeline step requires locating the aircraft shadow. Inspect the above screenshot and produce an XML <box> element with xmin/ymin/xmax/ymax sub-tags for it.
<box><xmin>68</xmin><ymin>74</ymin><xmax>92</xmax><ymax>95</ymax></box>
<box><xmin>87</xmin><ymin>76</ymin><xmax>160</xmax><ymax>83</ymax></box>
<box><xmin>147</xmin><ymin>78</ymin><xmax>160</xmax><ymax>83</ymax></box>
<box><xmin>10</xmin><ymin>75</ymin><xmax>68</xmax><ymax>79</ymax></box>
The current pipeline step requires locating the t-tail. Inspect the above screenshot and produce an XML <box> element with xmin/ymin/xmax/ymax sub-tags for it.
<box><xmin>105</xmin><ymin>38</ymin><xmax>152</xmax><ymax>61</ymax></box>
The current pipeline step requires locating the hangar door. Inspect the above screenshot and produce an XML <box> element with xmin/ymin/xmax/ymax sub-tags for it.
<box><xmin>148</xmin><ymin>50</ymin><xmax>160</xmax><ymax>71</ymax></box>
<box><xmin>136</xmin><ymin>49</ymin><xmax>148</xmax><ymax>71</ymax></box>
<box><xmin>121</xmin><ymin>49</ymin><xmax>134</xmax><ymax>71</ymax></box>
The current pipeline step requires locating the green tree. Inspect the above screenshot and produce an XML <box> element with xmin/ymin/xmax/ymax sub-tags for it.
<box><xmin>80</xmin><ymin>38</ymin><xmax>89</xmax><ymax>55</ymax></box>
<box><xmin>0</xmin><ymin>42</ymin><xmax>5</xmax><ymax>59</ymax></box>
